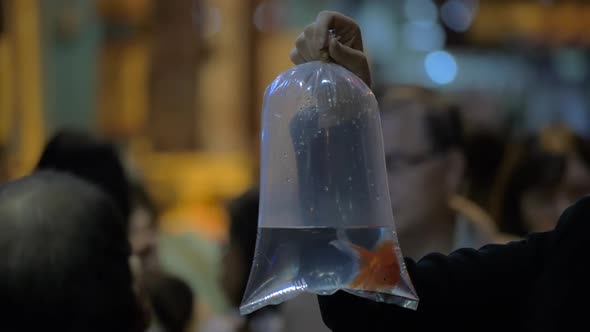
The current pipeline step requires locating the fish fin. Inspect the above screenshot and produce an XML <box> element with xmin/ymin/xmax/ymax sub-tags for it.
<box><xmin>376</xmin><ymin>240</ymin><xmax>398</xmax><ymax>265</ymax></box>
<box><xmin>330</xmin><ymin>239</ymin><xmax>362</xmax><ymax>277</ymax></box>
<box><xmin>336</xmin><ymin>229</ymin><xmax>373</xmax><ymax>256</ymax></box>
<box><xmin>330</xmin><ymin>239</ymin><xmax>361</xmax><ymax>260</ymax></box>
<box><xmin>331</xmin><ymin>239</ymin><xmax>375</xmax><ymax>269</ymax></box>
<box><xmin>350</xmin><ymin>243</ymin><xmax>375</xmax><ymax>261</ymax></box>
<box><xmin>336</xmin><ymin>228</ymin><xmax>350</xmax><ymax>242</ymax></box>
<box><xmin>350</xmin><ymin>269</ymin><xmax>372</xmax><ymax>289</ymax></box>
<box><xmin>376</xmin><ymin>240</ymin><xmax>395</xmax><ymax>255</ymax></box>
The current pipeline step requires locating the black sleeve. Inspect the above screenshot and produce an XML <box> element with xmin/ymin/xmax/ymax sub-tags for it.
<box><xmin>317</xmin><ymin>231</ymin><xmax>553</xmax><ymax>332</ymax></box>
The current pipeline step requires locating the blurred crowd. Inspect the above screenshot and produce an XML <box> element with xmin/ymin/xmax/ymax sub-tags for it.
<box><xmin>2</xmin><ymin>82</ymin><xmax>589</xmax><ymax>331</ymax></box>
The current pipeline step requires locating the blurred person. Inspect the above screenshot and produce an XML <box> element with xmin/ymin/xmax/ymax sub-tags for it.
<box><xmin>37</xmin><ymin>130</ymin><xmax>168</xmax><ymax>327</ymax></box>
<box><xmin>290</xmin><ymin>11</ymin><xmax>590</xmax><ymax>332</ymax></box>
<box><xmin>36</xmin><ymin>129</ymin><xmax>131</xmax><ymax>220</ymax></box>
<box><xmin>129</xmin><ymin>181</ymin><xmax>194</xmax><ymax>332</ymax></box>
<box><xmin>222</xmin><ymin>189</ymin><xmax>259</xmax><ymax>315</ymax></box>
<box><xmin>37</xmin><ymin>130</ymin><xmax>161</xmax><ymax>272</ymax></box>
<box><xmin>130</xmin><ymin>181</ymin><xmax>162</xmax><ymax>279</ymax></box>
<box><xmin>456</xmin><ymin>92</ymin><xmax>509</xmax><ymax>211</ymax></box>
<box><xmin>203</xmin><ymin>188</ymin><xmax>329</xmax><ymax>332</ymax></box>
<box><xmin>39</xmin><ymin>131</ymin><xmax>202</xmax><ymax>331</ymax></box>
<box><xmin>492</xmin><ymin>126</ymin><xmax>590</xmax><ymax>236</ymax></box>
<box><xmin>148</xmin><ymin>275</ymin><xmax>196</xmax><ymax>332</ymax></box>
<box><xmin>0</xmin><ymin>171</ymin><xmax>146</xmax><ymax>331</ymax></box>
<box><xmin>204</xmin><ymin>188</ymin><xmax>283</xmax><ymax>332</ymax></box>
<box><xmin>462</xmin><ymin>130</ymin><xmax>507</xmax><ymax>211</ymax></box>
<box><xmin>375</xmin><ymin>85</ymin><xmax>512</xmax><ymax>259</ymax></box>
<box><xmin>38</xmin><ymin>130</ymin><xmax>164</xmax><ymax>268</ymax></box>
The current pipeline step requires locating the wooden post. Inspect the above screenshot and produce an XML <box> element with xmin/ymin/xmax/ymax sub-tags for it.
<box><xmin>8</xmin><ymin>0</ymin><xmax>44</xmax><ymax>176</ymax></box>
<box><xmin>149</xmin><ymin>0</ymin><xmax>201</xmax><ymax>151</ymax></box>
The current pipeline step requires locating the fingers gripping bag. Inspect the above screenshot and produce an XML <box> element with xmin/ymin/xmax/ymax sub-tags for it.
<box><xmin>240</xmin><ymin>59</ymin><xmax>419</xmax><ymax>315</ymax></box>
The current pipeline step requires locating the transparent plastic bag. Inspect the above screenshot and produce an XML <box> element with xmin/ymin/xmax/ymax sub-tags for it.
<box><xmin>240</xmin><ymin>61</ymin><xmax>419</xmax><ymax>315</ymax></box>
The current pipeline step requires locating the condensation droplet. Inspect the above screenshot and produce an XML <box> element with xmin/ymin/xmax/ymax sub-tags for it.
<box><xmin>376</xmin><ymin>195</ymin><xmax>381</xmax><ymax>201</ymax></box>
<box><xmin>286</xmin><ymin>177</ymin><xmax>292</xmax><ymax>183</ymax></box>
<box><xmin>348</xmin><ymin>176</ymin><xmax>352</xmax><ymax>181</ymax></box>
<box><xmin>324</xmin><ymin>186</ymin><xmax>329</xmax><ymax>192</ymax></box>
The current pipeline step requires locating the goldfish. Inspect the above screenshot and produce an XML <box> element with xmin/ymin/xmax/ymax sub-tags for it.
<box><xmin>330</xmin><ymin>232</ymin><xmax>401</xmax><ymax>290</ymax></box>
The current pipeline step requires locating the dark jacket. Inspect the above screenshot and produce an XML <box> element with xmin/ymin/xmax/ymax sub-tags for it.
<box><xmin>318</xmin><ymin>196</ymin><xmax>590</xmax><ymax>331</ymax></box>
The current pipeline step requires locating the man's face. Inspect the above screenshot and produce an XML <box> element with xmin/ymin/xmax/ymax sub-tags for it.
<box><xmin>380</xmin><ymin>103</ymin><xmax>452</xmax><ymax>232</ymax></box>
<box><xmin>129</xmin><ymin>207</ymin><xmax>159</xmax><ymax>275</ymax></box>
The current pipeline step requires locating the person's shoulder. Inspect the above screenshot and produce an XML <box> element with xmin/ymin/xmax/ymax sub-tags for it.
<box><xmin>450</xmin><ymin>195</ymin><xmax>519</xmax><ymax>248</ymax></box>
<box><xmin>554</xmin><ymin>195</ymin><xmax>590</xmax><ymax>237</ymax></box>
<box><xmin>525</xmin><ymin>196</ymin><xmax>590</xmax><ymax>330</ymax></box>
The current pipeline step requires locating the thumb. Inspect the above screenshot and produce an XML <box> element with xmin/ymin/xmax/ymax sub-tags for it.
<box><xmin>329</xmin><ymin>38</ymin><xmax>372</xmax><ymax>87</ymax></box>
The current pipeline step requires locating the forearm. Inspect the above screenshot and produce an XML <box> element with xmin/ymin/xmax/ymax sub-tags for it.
<box><xmin>318</xmin><ymin>231</ymin><xmax>552</xmax><ymax>331</ymax></box>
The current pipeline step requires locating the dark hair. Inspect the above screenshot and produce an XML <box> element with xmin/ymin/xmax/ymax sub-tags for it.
<box><xmin>227</xmin><ymin>188</ymin><xmax>260</xmax><ymax>276</ymax></box>
<box><xmin>0</xmin><ymin>171</ymin><xmax>142</xmax><ymax>331</ymax></box>
<box><xmin>149</xmin><ymin>275</ymin><xmax>195</xmax><ymax>332</ymax></box>
<box><xmin>492</xmin><ymin>127</ymin><xmax>590</xmax><ymax>236</ymax></box>
<box><xmin>226</xmin><ymin>188</ymin><xmax>282</xmax><ymax>315</ymax></box>
<box><xmin>377</xmin><ymin>85</ymin><xmax>464</xmax><ymax>154</ymax></box>
<box><xmin>36</xmin><ymin>129</ymin><xmax>131</xmax><ymax>221</ymax></box>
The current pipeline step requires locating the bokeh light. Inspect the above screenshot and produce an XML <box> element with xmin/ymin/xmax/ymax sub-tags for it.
<box><xmin>424</xmin><ymin>50</ymin><xmax>458</xmax><ymax>84</ymax></box>
<box><xmin>402</xmin><ymin>21</ymin><xmax>445</xmax><ymax>51</ymax></box>
<box><xmin>440</xmin><ymin>0</ymin><xmax>478</xmax><ymax>32</ymax></box>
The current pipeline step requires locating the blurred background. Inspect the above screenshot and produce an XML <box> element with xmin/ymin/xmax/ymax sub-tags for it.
<box><xmin>1</xmin><ymin>0</ymin><xmax>590</xmax><ymax>326</ymax></box>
